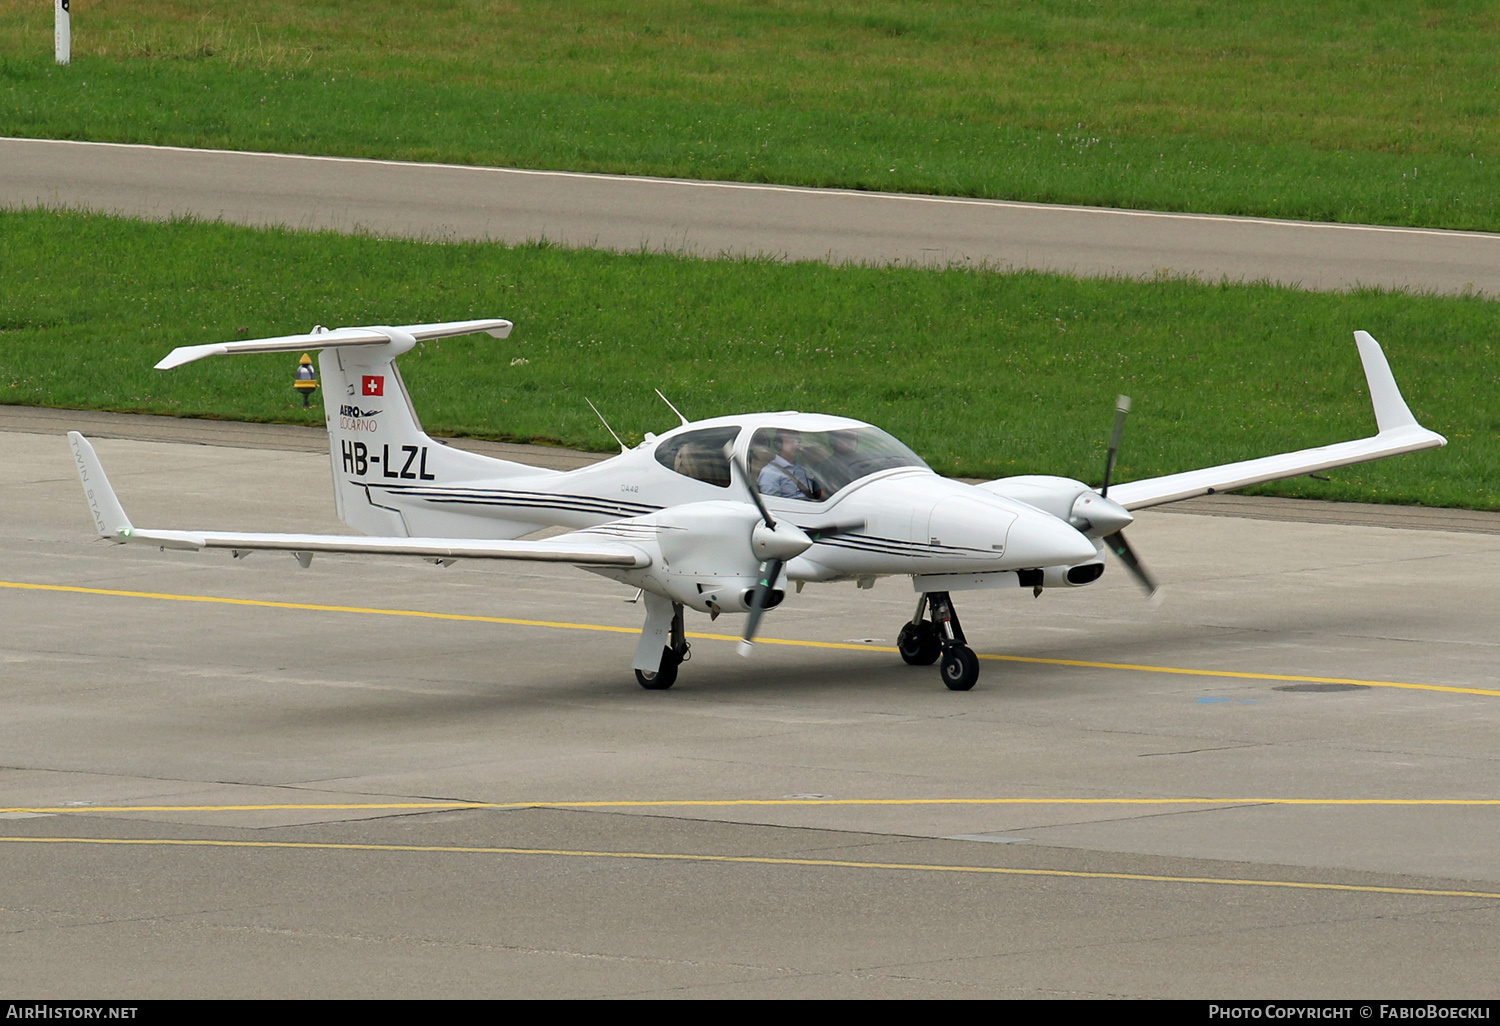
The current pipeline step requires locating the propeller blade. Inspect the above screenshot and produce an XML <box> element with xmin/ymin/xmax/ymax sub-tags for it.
<box><xmin>1097</xmin><ymin>398</ymin><xmax>1159</xmax><ymax>598</ymax></box>
<box><xmin>738</xmin><ymin>557</ymin><xmax>784</xmax><ymax>656</ymax></box>
<box><xmin>1104</xmin><ymin>530</ymin><xmax>1158</xmax><ymax>597</ymax></box>
<box><xmin>728</xmin><ymin>450</ymin><xmax>776</xmax><ymax>530</ymax></box>
<box><xmin>1101</xmin><ymin>394</ymin><xmax>1131</xmax><ymax>497</ymax></box>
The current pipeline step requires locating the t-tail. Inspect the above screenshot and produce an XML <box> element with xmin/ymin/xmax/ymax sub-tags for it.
<box><xmin>154</xmin><ymin>319</ymin><xmax>553</xmax><ymax>538</ymax></box>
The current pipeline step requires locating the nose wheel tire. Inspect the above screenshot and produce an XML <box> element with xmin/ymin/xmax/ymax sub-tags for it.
<box><xmin>940</xmin><ymin>646</ymin><xmax>980</xmax><ymax>691</ymax></box>
<box><xmin>635</xmin><ymin>644</ymin><xmax>684</xmax><ymax>690</ymax></box>
<box><xmin>897</xmin><ymin>620</ymin><xmax>941</xmax><ymax>665</ymax></box>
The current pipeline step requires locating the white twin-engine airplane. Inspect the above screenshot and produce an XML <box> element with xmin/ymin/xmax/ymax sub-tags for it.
<box><xmin>70</xmin><ymin>318</ymin><xmax>1445</xmax><ymax>691</ymax></box>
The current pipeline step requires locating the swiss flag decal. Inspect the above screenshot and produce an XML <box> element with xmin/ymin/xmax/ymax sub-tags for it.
<box><xmin>362</xmin><ymin>375</ymin><xmax>385</xmax><ymax>397</ymax></box>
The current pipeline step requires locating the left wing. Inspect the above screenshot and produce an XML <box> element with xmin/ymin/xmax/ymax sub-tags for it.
<box><xmin>68</xmin><ymin>432</ymin><xmax>647</xmax><ymax>568</ymax></box>
<box><xmin>1106</xmin><ymin>332</ymin><xmax>1446</xmax><ymax>511</ymax></box>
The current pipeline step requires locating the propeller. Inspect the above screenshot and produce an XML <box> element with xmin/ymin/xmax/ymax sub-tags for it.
<box><xmin>730</xmin><ymin>453</ymin><xmax>805</xmax><ymax>655</ymax></box>
<box><xmin>1104</xmin><ymin>528</ymin><xmax>1157</xmax><ymax>597</ymax></box>
<box><xmin>1097</xmin><ymin>395</ymin><xmax>1159</xmax><ymax>598</ymax></box>
<box><xmin>727</xmin><ymin>451</ymin><xmax>863</xmax><ymax>655</ymax></box>
<box><xmin>1100</xmin><ymin>395</ymin><xmax>1130</xmax><ymax>498</ymax></box>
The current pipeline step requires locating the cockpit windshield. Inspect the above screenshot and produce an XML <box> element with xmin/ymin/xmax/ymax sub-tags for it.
<box><xmin>749</xmin><ymin>426</ymin><xmax>930</xmax><ymax>501</ymax></box>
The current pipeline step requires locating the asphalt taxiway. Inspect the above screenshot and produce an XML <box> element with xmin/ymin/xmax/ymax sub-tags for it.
<box><xmin>6</xmin><ymin>136</ymin><xmax>1500</xmax><ymax>295</ymax></box>
<box><xmin>3</xmin><ymin>414</ymin><xmax>1497</xmax><ymax>998</ymax></box>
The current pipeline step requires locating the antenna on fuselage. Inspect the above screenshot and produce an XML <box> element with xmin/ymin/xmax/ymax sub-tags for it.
<box><xmin>585</xmin><ymin>397</ymin><xmax>628</xmax><ymax>453</ymax></box>
<box><xmin>655</xmin><ymin>389</ymin><xmax>690</xmax><ymax>427</ymax></box>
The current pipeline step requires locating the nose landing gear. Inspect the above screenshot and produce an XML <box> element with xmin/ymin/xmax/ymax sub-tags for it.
<box><xmin>939</xmin><ymin>645</ymin><xmax>980</xmax><ymax>691</ymax></box>
<box><xmin>901</xmin><ymin>592</ymin><xmax>979</xmax><ymax>691</ymax></box>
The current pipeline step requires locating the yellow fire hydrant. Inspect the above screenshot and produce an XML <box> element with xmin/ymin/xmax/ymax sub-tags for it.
<box><xmin>293</xmin><ymin>353</ymin><xmax>318</xmax><ymax>407</ymax></box>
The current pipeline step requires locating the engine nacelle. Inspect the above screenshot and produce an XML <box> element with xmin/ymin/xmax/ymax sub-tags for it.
<box><xmin>978</xmin><ymin>477</ymin><xmax>1114</xmax><ymax>591</ymax></box>
<box><xmin>978</xmin><ymin>475</ymin><xmax>1131</xmax><ymax>538</ymax></box>
<box><xmin>624</xmin><ymin>500</ymin><xmax>792</xmax><ymax>614</ymax></box>
<box><xmin>976</xmin><ymin>475</ymin><xmax>1092</xmax><ymax>522</ymax></box>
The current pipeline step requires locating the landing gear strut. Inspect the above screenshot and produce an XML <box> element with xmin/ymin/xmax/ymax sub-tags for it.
<box><xmin>635</xmin><ymin>601</ymin><xmax>690</xmax><ymax>690</ymax></box>
<box><xmin>902</xmin><ymin>592</ymin><xmax>980</xmax><ymax>691</ymax></box>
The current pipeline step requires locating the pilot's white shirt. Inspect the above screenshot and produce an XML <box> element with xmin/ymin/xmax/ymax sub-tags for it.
<box><xmin>759</xmin><ymin>454</ymin><xmax>816</xmax><ymax>499</ymax></box>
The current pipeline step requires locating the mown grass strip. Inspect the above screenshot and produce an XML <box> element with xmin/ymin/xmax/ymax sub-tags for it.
<box><xmin>2</xmin><ymin>209</ymin><xmax>1494</xmax><ymax>507</ymax></box>
<box><xmin>2</xmin><ymin>0</ymin><xmax>1498</xmax><ymax>230</ymax></box>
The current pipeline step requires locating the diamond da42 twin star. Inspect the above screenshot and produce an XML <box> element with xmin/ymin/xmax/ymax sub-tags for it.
<box><xmin>69</xmin><ymin>318</ymin><xmax>1445</xmax><ymax>690</ymax></box>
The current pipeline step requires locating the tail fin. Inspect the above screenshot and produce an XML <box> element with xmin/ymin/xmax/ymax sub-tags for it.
<box><xmin>157</xmin><ymin>319</ymin><xmax>555</xmax><ymax>538</ymax></box>
<box><xmin>68</xmin><ymin>432</ymin><xmax>133</xmax><ymax>541</ymax></box>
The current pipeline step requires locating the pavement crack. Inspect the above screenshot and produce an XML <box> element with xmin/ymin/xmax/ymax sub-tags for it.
<box><xmin>1139</xmin><ymin>744</ymin><xmax>1261</xmax><ymax>757</ymax></box>
<box><xmin>1003</xmin><ymin>801</ymin><xmax>1276</xmax><ymax>834</ymax></box>
<box><xmin>208</xmin><ymin>921</ymin><xmax>799</xmax><ymax>974</ymax></box>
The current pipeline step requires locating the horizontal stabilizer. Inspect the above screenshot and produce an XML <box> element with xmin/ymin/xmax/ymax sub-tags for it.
<box><xmin>156</xmin><ymin>318</ymin><xmax>513</xmax><ymax>370</ymax></box>
<box><xmin>68</xmin><ymin>432</ymin><xmax>646</xmax><ymax>567</ymax></box>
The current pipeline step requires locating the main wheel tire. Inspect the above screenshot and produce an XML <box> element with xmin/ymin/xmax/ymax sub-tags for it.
<box><xmin>939</xmin><ymin>646</ymin><xmax>980</xmax><ymax>691</ymax></box>
<box><xmin>897</xmin><ymin>621</ymin><xmax>941</xmax><ymax>666</ymax></box>
<box><xmin>635</xmin><ymin>646</ymin><xmax>680</xmax><ymax>690</ymax></box>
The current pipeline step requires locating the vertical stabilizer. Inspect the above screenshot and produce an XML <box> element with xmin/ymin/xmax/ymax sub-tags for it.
<box><xmin>155</xmin><ymin>318</ymin><xmax>561</xmax><ymax>540</ymax></box>
<box><xmin>316</xmin><ymin>331</ymin><xmax>537</xmax><ymax>537</ymax></box>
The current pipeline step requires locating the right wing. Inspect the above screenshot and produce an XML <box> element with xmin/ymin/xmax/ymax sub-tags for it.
<box><xmin>68</xmin><ymin>432</ymin><xmax>647</xmax><ymax>568</ymax></box>
<box><xmin>1105</xmin><ymin>332</ymin><xmax>1446</xmax><ymax>511</ymax></box>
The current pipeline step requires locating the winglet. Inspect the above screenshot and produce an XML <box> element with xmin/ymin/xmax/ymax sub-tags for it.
<box><xmin>1354</xmin><ymin>331</ymin><xmax>1421</xmax><ymax>434</ymax></box>
<box><xmin>68</xmin><ymin>432</ymin><xmax>133</xmax><ymax>541</ymax></box>
<box><xmin>1080</xmin><ymin>332</ymin><xmax>1444</xmax><ymax>512</ymax></box>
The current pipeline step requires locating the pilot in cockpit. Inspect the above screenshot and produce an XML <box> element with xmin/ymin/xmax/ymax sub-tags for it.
<box><xmin>758</xmin><ymin>430</ymin><xmax>825</xmax><ymax>501</ymax></box>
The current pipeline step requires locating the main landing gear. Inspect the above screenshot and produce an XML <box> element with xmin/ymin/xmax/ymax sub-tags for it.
<box><xmin>898</xmin><ymin>592</ymin><xmax>980</xmax><ymax>691</ymax></box>
<box><xmin>636</xmin><ymin>601</ymin><xmax>690</xmax><ymax>690</ymax></box>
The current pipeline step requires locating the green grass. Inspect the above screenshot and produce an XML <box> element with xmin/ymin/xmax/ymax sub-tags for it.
<box><xmin>3</xmin><ymin>209</ymin><xmax>1494</xmax><ymax>509</ymax></box>
<box><xmin>3</xmin><ymin>1</ymin><xmax>1499</xmax><ymax>229</ymax></box>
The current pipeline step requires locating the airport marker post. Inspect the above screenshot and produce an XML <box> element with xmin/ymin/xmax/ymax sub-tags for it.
<box><xmin>55</xmin><ymin>0</ymin><xmax>70</xmax><ymax>66</ymax></box>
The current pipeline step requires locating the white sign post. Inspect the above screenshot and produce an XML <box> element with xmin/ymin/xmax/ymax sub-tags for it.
<box><xmin>55</xmin><ymin>0</ymin><xmax>71</xmax><ymax>66</ymax></box>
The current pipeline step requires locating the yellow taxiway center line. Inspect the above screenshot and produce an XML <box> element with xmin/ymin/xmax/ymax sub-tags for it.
<box><xmin>6</xmin><ymin>580</ymin><xmax>1497</xmax><ymax>698</ymax></box>
<box><xmin>4</xmin><ymin>798</ymin><xmax>1498</xmax><ymax>815</ymax></box>
<box><xmin>0</xmin><ymin>580</ymin><xmax>641</xmax><ymax>634</ymax></box>
<box><xmin>2</xmin><ymin>835</ymin><xmax>1497</xmax><ymax>900</ymax></box>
